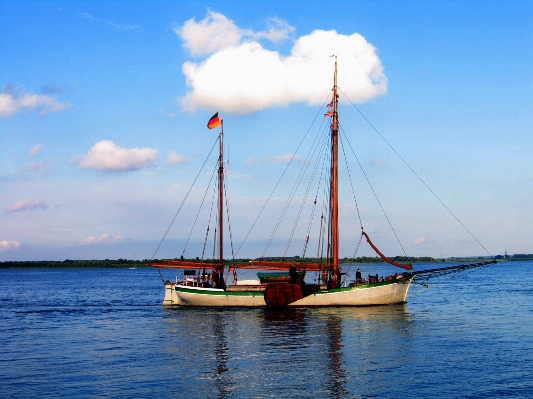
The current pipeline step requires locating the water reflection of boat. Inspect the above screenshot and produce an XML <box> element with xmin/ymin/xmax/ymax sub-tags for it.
<box><xmin>160</xmin><ymin>305</ymin><xmax>415</xmax><ymax>396</ymax></box>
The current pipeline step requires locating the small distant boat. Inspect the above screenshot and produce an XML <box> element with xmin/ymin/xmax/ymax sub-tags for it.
<box><xmin>150</xmin><ymin>58</ymin><xmax>418</xmax><ymax>307</ymax></box>
<box><xmin>130</xmin><ymin>253</ymin><xmax>138</xmax><ymax>269</ymax></box>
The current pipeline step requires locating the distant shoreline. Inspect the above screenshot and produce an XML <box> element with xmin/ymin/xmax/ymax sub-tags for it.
<box><xmin>1</xmin><ymin>257</ymin><xmax>529</xmax><ymax>269</ymax></box>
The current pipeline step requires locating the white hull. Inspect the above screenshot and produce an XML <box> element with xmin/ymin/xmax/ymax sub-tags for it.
<box><xmin>162</xmin><ymin>278</ymin><xmax>413</xmax><ymax>307</ymax></box>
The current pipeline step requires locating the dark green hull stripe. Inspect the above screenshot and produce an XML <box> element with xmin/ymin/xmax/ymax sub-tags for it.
<box><xmin>176</xmin><ymin>287</ymin><xmax>263</xmax><ymax>296</ymax></box>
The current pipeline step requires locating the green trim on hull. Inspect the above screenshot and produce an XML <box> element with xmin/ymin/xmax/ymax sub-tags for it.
<box><xmin>176</xmin><ymin>286</ymin><xmax>265</xmax><ymax>297</ymax></box>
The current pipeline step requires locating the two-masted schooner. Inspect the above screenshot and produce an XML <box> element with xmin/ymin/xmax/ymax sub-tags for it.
<box><xmin>150</xmin><ymin>58</ymin><xmax>416</xmax><ymax>307</ymax></box>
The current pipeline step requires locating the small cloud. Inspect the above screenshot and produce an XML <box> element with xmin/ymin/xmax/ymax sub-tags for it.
<box><xmin>0</xmin><ymin>85</ymin><xmax>71</xmax><ymax>118</ymax></box>
<box><xmin>78</xmin><ymin>12</ymin><xmax>93</xmax><ymax>19</ymax></box>
<box><xmin>78</xmin><ymin>140</ymin><xmax>158</xmax><ymax>171</ymax></box>
<box><xmin>268</xmin><ymin>153</ymin><xmax>302</xmax><ymax>164</ymax></box>
<box><xmin>41</xmin><ymin>84</ymin><xmax>65</xmax><ymax>95</ymax></box>
<box><xmin>28</xmin><ymin>144</ymin><xmax>43</xmax><ymax>158</ymax></box>
<box><xmin>0</xmin><ymin>240</ymin><xmax>21</xmax><ymax>252</ymax></box>
<box><xmin>370</xmin><ymin>159</ymin><xmax>387</xmax><ymax>167</ymax></box>
<box><xmin>79</xmin><ymin>12</ymin><xmax>141</xmax><ymax>31</ymax></box>
<box><xmin>106</xmin><ymin>20</ymin><xmax>140</xmax><ymax>30</ymax></box>
<box><xmin>28</xmin><ymin>160</ymin><xmax>54</xmax><ymax>174</ymax></box>
<box><xmin>414</xmin><ymin>236</ymin><xmax>427</xmax><ymax>245</ymax></box>
<box><xmin>159</xmin><ymin>109</ymin><xmax>177</xmax><ymax>118</ymax></box>
<box><xmin>245</xmin><ymin>156</ymin><xmax>261</xmax><ymax>166</ymax></box>
<box><xmin>6</xmin><ymin>199</ymin><xmax>48</xmax><ymax>214</ymax></box>
<box><xmin>167</xmin><ymin>151</ymin><xmax>189</xmax><ymax>164</ymax></box>
<box><xmin>249</xmin><ymin>17</ymin><xmax>295</xmax><ymax>43</ymax></box>
<box><xmin>29</xmin><ymin>161</ymin><xmax>46</xmax><ymax>172</ymax></box>
<box><xmin>80</xmin><ymin>233</ymin><xmax>122</xmax><ymax>245</ymax></box>
<box><xmin>227</xmin><ymin>170</ymin><xmax>252</xmax><ymax>181</ymax></box>
<box><xmin>175</xmin><ymin>10</ymin><xmax>246</xmax><ymax>57</ymax></box>
<box><xmin>176</xmin><ymin>11</ymin><xmax>294</xmax><ymax>57</ymax></box>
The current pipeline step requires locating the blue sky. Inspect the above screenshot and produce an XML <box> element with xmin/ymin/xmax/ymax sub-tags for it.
<box><xmin>1</xmin><ymin>0</ymin><xmax>532</xmax><ymax>261</ymax></box>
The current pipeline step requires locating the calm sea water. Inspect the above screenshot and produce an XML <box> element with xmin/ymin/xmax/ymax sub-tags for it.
<box><xmin>1</xmin><ymin>261</ymin><xmax>532</xmax><ymax>398</ymax></box>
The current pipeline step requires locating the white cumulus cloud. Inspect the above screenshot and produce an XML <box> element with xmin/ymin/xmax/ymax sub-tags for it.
<box><xmin>0</xmin><ymin>240</ymin><xmax>21</xmax><ymax>252</ymax></box>
<box><xmin>80</xmin><ymin>233</ymin><xmax>123</xmax><ymax>245</ymax></box>
<box><xmin>79</xmin><ymin>140</ymin><xmax>158</xmax><ymax>171</ymax></box>
<box><xmin>0</xmin><ymin>86</ymin><xmax>71</xmax><ymax>118</ymax></box>
<box><xmin>176</xmin><ymin>11</ymin><xmax>387</xmax><ymax>115</ymax></box>
<box><xmin>6</xmin><ymin>199</ymin><xmax>48</xmax><ymax>213</ymax></box>
<box><xmin>167</xmin><ymin>151</ymin><xmax>189</xmax><ymax>164</ymax></box>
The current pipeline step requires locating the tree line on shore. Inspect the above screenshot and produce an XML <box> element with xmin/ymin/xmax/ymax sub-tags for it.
<box><xmin>0</xmin><ymin>255</ymin><xmax>498</xmax><ymax>269</ymax></box>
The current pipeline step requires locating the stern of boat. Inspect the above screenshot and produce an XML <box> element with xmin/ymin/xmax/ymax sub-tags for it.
<box><xmin>162</xmin><ymin>281</ymin><xmax>181</xmax><ymax>307</ymax></box>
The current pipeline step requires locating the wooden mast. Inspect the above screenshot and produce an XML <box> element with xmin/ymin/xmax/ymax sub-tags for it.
<box><xmin>331</xmin><ymin>56</ymin><xmax>340</xmax><ymax>288</ymax></box>
<box><xmin>218</xmin><ymin>120</ymin><xmax>224</xmax><ymax>277</ymax></box>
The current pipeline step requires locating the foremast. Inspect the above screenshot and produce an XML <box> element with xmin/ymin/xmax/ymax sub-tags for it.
<box><xmin>149</xmin><ymin>113</ymin><xmax>226</xmax><ymax>287</ymax></box>
<box><xmin>216</xmin><ymin>119</ymin><xmax>225</xmax><ymax>281</ymax></box>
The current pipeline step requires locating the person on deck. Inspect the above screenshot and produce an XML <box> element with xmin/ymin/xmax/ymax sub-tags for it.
<box><xmin>356</xmin><ymin>268</ymin><xmax>362</xmax><ymax>283</ymax></box>
<box><xmin>289</xmin><ymin>265</ymin><xmax>299</xmax><ymax>284</ymax></box>
<box><xmin>212</xmin><ymin>270</ymin><xmax>222</xmax><ymax>288</ymax></box>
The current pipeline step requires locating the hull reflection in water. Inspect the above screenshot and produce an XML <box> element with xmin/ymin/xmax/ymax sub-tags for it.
<box><xmin>162</xmin><ymin>305</ymin><xmax>414</xmax><ymax>397</ymax></box>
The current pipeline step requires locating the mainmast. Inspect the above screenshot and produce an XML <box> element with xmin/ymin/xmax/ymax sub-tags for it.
<box><xmin>330</xmin><ymin>56</ymin><xmax>340</xmax><ymax>288</ymax></box>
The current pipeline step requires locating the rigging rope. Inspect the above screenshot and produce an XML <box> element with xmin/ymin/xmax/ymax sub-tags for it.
<box><xmin>201</xmin><ymin>182</ymin><xmax>218</xmax><ymax>260</ymax></box>
<box><xmin>322</xmin><ymin>140</ymin><xmax>332</xmax><ymax>264</ymax></box>
<box><xmin>235</xmin><ymin>92</ymin><xmax>334</xmax><ymax>258</ymax></box>
<box><xmin>352</xmin><ymin>232</ymin><xmax>364</xmax><ymax>258</ymax></box>
<box><xmin>223</xmin><ymin>179</ymin><xmax>236</xmax><ymax>264</ymax></box>
<box><xmin>151</xmin><ymin>136</ymin><xmax>219</xmax><ymax>261</ymax></box>
<box><xmin>302</xmin><ymin>132</ymin><xmax>330</xmax><ymax>259</ymax></box>
<box><xmin>317</xmin><ymin>213</ymin><xmax>325</xmax><ymax>261</ymax></box>
<box><xmin>201</xmin><ymin>226</ymin><xmax>210</xmax><ymax>261</ymax></box>
<box><xmin>413</xmin><ymin>260</ymin><xmax>497</xmax><ymax>282</ymax></box>
<box><xmin>339</xmin><ymin>132</ymin><xmax>364</xmax><ymax>232</ymax></box>
<box><xmin>338</xmin><ymin>87</ymin><xmax>494</xmax><ymax>259</ymax></box>
<box><xmin>263</xmin><ymin>132</ymin><xmax>318</xmax><ymax>258</ymax></box>
<box><xmin>340</xmin><ymin>125</ymin><xmax>409</xmax><ymax>259</ymax></box>
<box><xmin>181</xmin><ymin>160</ymin><xmax>219</xmax><ymax>258</ymax></box>
<box><xmin>282</xmin><ymin>125</ymin><xmax>330</xmax><ymax>258</ymax></box>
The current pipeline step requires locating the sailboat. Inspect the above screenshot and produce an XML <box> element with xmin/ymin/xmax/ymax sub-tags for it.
<box><xmin>149</xmin><ymin>57</ymin><xmax>424</xmax><ymax>307</ymax></box>
<box><xmin>130</xmin><ymin>253</ymin><xmax>138</xmax><ymax>269</ymax></box>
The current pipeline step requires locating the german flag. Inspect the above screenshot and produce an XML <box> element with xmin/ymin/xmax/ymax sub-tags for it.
<box><xmin>207</xmin><ymin>112</ymin><xmax>222</xmax><ymax>129</ymax></box>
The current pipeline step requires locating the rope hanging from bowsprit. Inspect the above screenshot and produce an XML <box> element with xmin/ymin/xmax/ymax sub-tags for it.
<box><xmin>362</xmin><ymin>231</ymin><xmax>413</xmax><ymax>270</ymax></box>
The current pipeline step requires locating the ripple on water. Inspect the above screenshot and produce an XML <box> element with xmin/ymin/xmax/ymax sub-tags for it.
<box><xmin>1</xmin><ymin>264</ymin><xmax>533</xmax><ymax>398</ymax></box>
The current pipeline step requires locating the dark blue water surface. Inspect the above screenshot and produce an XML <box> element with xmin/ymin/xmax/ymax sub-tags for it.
<box><xmin>1</xmin><ymin>261</ymin><xmax>532</xmax><ymax>398</ymax></box>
